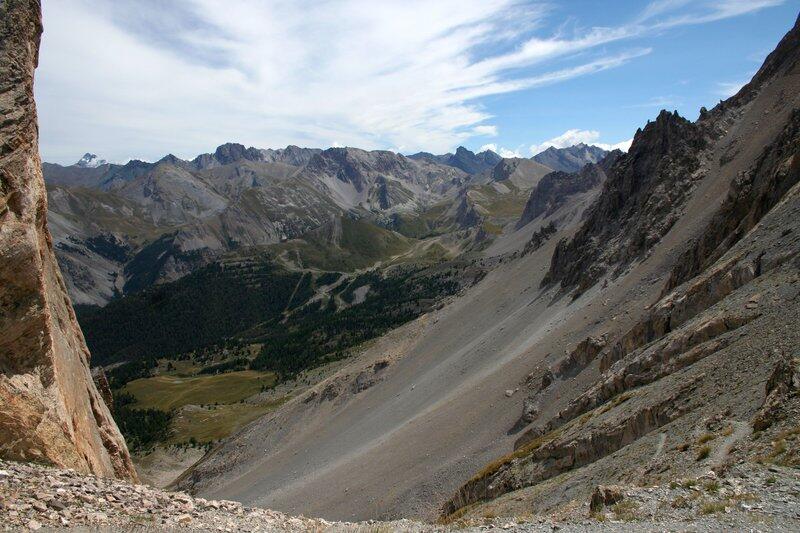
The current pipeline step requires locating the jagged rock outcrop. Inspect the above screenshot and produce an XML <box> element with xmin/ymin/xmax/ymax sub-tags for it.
<box><xmin>191</xmin><ymin>142</ymin><xmax>263</xmax><ymax>169</ymax></box>
<box><xmin>443</xmin><ymin>377</ymin><xmax>700</xmax><ymax>515</ymax></box>
<box><xmin>521</xmin><ymin>222</ymin><xmax>556</xmax><ymax>255</ymax></box>
<box><xmin>409</xmin><ymin>146</ymin><xmax>501</xmax><ymax>175</ymax></box>
<box><xmin>665</xmin><ymin>107</ymin><xmax>800</xmax><ymax>293</ymax></box>
<box><xmin>752</xmin><ymin>352</ymin><xmax>799</xmax><ymax>431</ymax></box>
<box><xmin>543</xmin><ymin>111</ymin><xmax>706</xmax><ymax>294</ymax></box>
<box><xmin>589</xmin><ymin>485</ymin><xmax>625</xmax><ymax>513</ymax></box>
<box><xmin>0</xmin><ymin>0</ymin><xmax>136</xmax><ymax>481</ymax></box>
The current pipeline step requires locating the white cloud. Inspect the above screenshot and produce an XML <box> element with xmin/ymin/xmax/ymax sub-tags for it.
<box><xmin>603</xmin><ymin>138</ymin><xmax>634</xmax><ymax>152</ymax></box>
<box><xmin>529</xmin><ymin>129</ymin><xmax>632</xmax><ymax>155</ymax></box>
<box><xmin>36</xmin><ymin>0</ymin><xmax>781</xmax><ymax>163</ymax></box>
<box><xmin>479</xmin><ymin>143</ymin><xmax>522</xmax><ymax>158</ymax></box>
<box><xmin>473</xmin><ymin>125</ymin><xmax>499</xmax><ymax>137</ymax></box>
<box><xmin>637</xmin><ymin>0</ymin><xmax>784</xmax><ymax>28</ymax></box>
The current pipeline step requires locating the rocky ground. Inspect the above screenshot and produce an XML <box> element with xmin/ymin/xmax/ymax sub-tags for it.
<box><xmin>0</xmin><ymin>459</ymin><xmax>390</xmax><ymax>532</ymax></box>
<box><xmin>2</xmin><ymin>458</ymin><xmax>798</xmax><ymax>532</ymax></box>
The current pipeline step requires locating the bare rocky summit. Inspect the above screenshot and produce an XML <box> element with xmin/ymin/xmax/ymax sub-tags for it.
<box><xmin>409</xmin><ymin>146</ymin><xmax>502</xmax><ymax>175</ymax></box>
<box><xmin>532</xmin><ymin>144</ymin><xmax>608</xmax><ymax>174</ymax></box>
<box><xmin>543</xmin><ymin>110</ymin><xmax>706</xmax><ymax>294</ymax></box>
<box><xmin>0</xmin><ymin>0</ymin><xmax>136</xmax><ymax>481</ymax></box>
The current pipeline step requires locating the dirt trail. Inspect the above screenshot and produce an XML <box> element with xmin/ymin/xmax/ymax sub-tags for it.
<box><xmin>712</xmin><ymin>421</ymin><xmax>751</xmax><ymax>466</ymax></box>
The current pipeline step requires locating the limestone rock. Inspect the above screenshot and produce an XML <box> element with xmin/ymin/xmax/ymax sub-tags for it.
<box><xmin>589</xmin><ymin>485</ymin><xmax>625</xmax><ymax>512</ymax></box>
<box><xmin>0</xmin><ymin>0</ymin><xmax>136</xmax><ymax>481</ymax></box>
<box><xmin>91</xmin><ymin>367</ymin><xmax>114</xmax><ymax>413</ymax></box>
<box><xmin>753</xmin><ymin>352</ymin><xmax>799</xmax><ymax>431</ymax></box>
<box><xmin>543</xmin><ymin>110</ymin><xmax>706</xmax><ymax>294</ymax></box>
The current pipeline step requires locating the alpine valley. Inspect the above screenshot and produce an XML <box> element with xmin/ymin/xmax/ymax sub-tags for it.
<box><xmin>2</xmin><ymin>1</ymin><xmax>800</xmax><ymax>532</ymax></box>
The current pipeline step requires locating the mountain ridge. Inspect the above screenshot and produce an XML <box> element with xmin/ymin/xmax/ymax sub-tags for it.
<box><xmin>532</xmin><ymin>143</ymin><xmax>608</xmax><ymax>173</ymax></box>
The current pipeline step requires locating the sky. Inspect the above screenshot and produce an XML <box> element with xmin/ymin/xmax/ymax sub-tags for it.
<box><xmin>36</xmin><ymin>0</ymin><xmax>799</xmax><ymax>164</ymax></box>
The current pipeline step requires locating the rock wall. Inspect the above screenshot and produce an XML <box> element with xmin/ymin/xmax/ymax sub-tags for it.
<box><xmin>0</xmin><ymin>0</ymin><xmax>137</xmax><ymax>481</ymax></box>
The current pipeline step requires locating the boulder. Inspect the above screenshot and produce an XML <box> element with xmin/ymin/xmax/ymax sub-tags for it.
<box><xmin>753</xmin><ymin>352</ymin><xmax>799</xmax><ymax>431</ymax></box>
<box><xmin>589</xmin><ymin>485</ymin><xmax>625</xmax><ymax>512</ymax></box>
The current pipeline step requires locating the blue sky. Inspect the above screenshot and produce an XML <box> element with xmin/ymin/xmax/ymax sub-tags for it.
<box><xmin>37</xmin><ymin>0</ymin><xmax>799</xmax><ymax>164</ymax></box>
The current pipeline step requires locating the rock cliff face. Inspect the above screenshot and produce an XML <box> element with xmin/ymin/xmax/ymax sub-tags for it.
<box><xmin>543</xmin><ymin>111</ymin><xmax>706</xmax><ymax>294</ymax></box>
<box><xmin>515</xmin><ymin>152</ymin><xmax>619</xmax><ymax>229</ymax></box>
<box><xmin>0</xmin><ymin>0</ymin><xmax>136</xmax><ymax>481</ymax></box>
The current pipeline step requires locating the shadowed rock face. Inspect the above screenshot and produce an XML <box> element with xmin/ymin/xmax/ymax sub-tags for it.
<box><xmin>0</xmin><ymin>0</ymin><xmax>136</xmax><ymax>481</ymax></box>
<box><xmin>544</xmin><ymin>110</ymin><xmax>706</xmax><ymax>294</ymax></box>
<box><xmin>515</xmin><ymin>152</ymin><xmax>620</xmax><ymax>230</ymax></box>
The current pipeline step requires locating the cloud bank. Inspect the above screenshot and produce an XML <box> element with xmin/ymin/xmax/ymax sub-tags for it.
<box><xmin>530</xmin><ymin>129</ymin><xmax>633</xmax><ymax>155</ymax></box>
<box><xmin>36</xmin><ymin>0</ymin><xmax>781</xmax><ymax>163</ymax></box>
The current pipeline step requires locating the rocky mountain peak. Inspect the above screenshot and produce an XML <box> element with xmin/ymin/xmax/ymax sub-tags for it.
<box><xmin>189</xmin><ymin>142</ymin><xmax>264</xmax><ymax>169</ymax></box>
<box><xmin>625</xmin><ymin>110</ymin><xmax>703</xmax><ymax>170</ymax></box>
<box><xmin>157</xmin><ymin>153</ymin><xmax>185</xmax><ymax>166</ymax></box>
<box><xmin>75</xmin><ymin>152</ymin><xmax>107</xmax><ymax>168</ymax></box>
<box><xmin>449</xmin><ymin>146</ymin><xmax>502</xmax><ymax>174</ymax></box>
<box><xmin>543</xmin><ymin>108</ymin><xmax>705</xmax><ymax>293</ymax></box>
<box><xmin>532</xmin><ymin>143</ymin><xmax>609</xmax><ymax>173</ymax></box>
<box><xmin>212</xmin><ymin>142</ymin><xmax>263</xmax><ymax>165</ymax></box>
<box><xmin>304</xmin><ymin>147</ymin><xmax>413</xmax><ymax>192</ymax></box>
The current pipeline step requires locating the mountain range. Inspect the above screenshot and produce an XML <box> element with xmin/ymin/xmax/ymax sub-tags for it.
<box><xmin>43</xmin><ymin>142</ymin><xmax>606</xmax><ymax>305</ymax></box>
<box><xmin>531</xmin><ymin>143</ymin><xmax>608</xmax><ymax>173</ymax></box>
<box><xmin>4</xmin><ymin>1</ymin><xmax>800</xmax><ymax>531</ymax></box>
